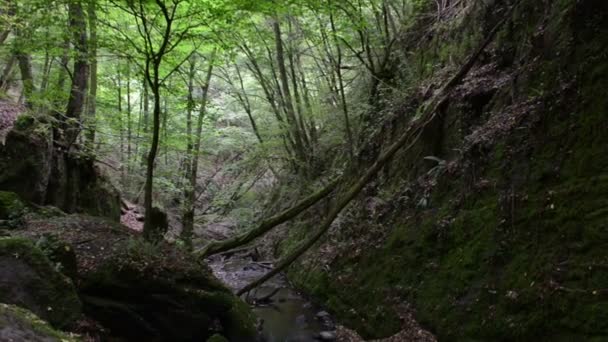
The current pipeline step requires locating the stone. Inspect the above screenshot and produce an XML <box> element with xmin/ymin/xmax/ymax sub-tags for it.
<box><xmin>318</xmin><ymin>331</ymin><xmax>337</xmax><ymax>341</ymax></box>
<box><xmin>80</xmin><ymin>239</ymin><xmax>257</xmax><ymax>341</ymax></box>
<box><xmin>0</xmin><ymin>237</ymin><xmax>81</xmax><ymax>329</ymax></box>
<box><xmin>0</xmin><ymin>303</ymin><xmax>80</xmax><ymax>342</ymax></box>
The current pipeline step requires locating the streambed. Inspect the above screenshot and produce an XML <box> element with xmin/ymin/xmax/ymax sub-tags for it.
<box><xmin>209</xmin><ymin>255</ymin><xmax>336</xmax><ymax>341</ymax></box>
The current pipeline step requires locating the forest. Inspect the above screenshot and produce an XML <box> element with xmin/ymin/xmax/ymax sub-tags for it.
<box><xmin>0</xmin><ymin>0</ymin><xmax>607</xmax><ymax>341</ymax></box>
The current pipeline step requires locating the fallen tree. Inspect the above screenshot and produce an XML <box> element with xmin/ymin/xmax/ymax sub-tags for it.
<box><xmin>236</xmin><ymin>1</ymin><xmax>521</xmax><ymax>296</ymax></box>
<box><xmin>196</xmin><ymin>177</ymin><xmax>340</xmax><ymax>258</ymax></box>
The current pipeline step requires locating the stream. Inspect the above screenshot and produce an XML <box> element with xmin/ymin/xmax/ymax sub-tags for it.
<box><xmin>209</xmin><ymin>254</ymin><xmax>336</xmax><ymax>342</ymax></box>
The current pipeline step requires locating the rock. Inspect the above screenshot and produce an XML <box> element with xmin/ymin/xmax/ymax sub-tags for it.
<box><xmin>143</xmin><ymin>206</ymin><xmax>168</xmax><ymax>243</ymax></box>
<box><xmin>0</xmin><ymin>123</ymin><xmax>121</xmax><ymax>222</ymax></box>
<box><xmin>316</xmin><ymin>311</ymin><xmax>331</xmax><ymax>320</ymax></box>
<box><xmin>80</xmin><ymin>239</ymin><xmax>257</xmax><ymax>341</ymax></box>
<box><xmin>0</xmin><ymin>128</ymin><xmax>53</xmax><ymax>204</ymax></box>
<box><xmin>0</xmin><ymin>303</ymin><xmax>80</xmax><ymax>342</ymax></box>
<box><xmin>317</xmin><ymin>331</ymin><xmax>337</xmax><ymax>341</ymax></box>
<box><xmin>206</xmin><ymin>333</ymin><xmax>229</xmax><ymax>342</ymax></box>
<box><xmin>0</xmin><ymin>191</ymin><xmax>26</xmax><ymax>220</ymax></box>
<box><xmin>34</xmin><ymin>234</ymin><xmax>78</xmax><ymax>280</ymax></box>
<box><xmin>0</xmin><ymin>237</ymin><xmax>82</xmax><ymax>329</ymax></box>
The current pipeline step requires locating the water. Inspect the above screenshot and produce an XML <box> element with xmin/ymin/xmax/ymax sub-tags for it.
<box><xmin>209</xmin><ymin>256</ymin><xmax>333</xmax><ymax>342</ymax></box>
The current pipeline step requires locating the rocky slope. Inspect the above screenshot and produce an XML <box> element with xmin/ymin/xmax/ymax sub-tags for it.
<box><xmin>278</xmin><ymin>0</ymin><xmax>608</xmax><ymax>340</ymax></box>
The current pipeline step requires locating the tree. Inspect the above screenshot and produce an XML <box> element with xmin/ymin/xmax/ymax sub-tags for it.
<box><xmin>182</xmin><ymin>51</ymin><xmax>215</xmax><ymax>250</ymax></box>
<box><xmin>104</xmin><ymin>0</ymin><xmax>211</xmax><ymax>240</ymax></box>
<box><xmin>65</xmin><ymin>0</ymin><xmax>89</xmax><ymax>145</ymax></box>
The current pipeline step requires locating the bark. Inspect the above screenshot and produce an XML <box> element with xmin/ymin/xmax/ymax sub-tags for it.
<box><xmin>182</xmin><ymin>57</ymin><xmax>196</xmax><ymax>235</ymax></box>
<box><xmin>140</xmin><ymin>76</ymin><xmax>150</xmax><ymax>167</ymax></box>
<box><xmin>16</xmin><ymin>52</ymin><xmax>35</xmax><ymax>109</ymax></box>
<box><xmin>273</xmin><ymin>19</ymin><xmax>308</xmax><ymax>167</ymax></box>
<box><xmin>143</xmin><ymin>64</ymin><xmax>162</xmax><ymax>240</ymax></box>
<box><xmin>330</xmin><ymin>7</ymin><xmax>354</xmax><ymax>158</ymax></box>
<box><xmin>65</xmin><ymin>0</ymin><xmax>89</xmax><ymax>145</ymax></box>
<box><xmin>236</xmin><ymin>2</ymin><xmax>519</xmax><ymax>295</ymax></box>
<box><xmin>86</xmin><ymin>0</ymin><xmax>98</xmax><ymax>150</ymax></box>
<box><xmin>0</xmin><ymin>0</ymin><xmax>15</xmax><ymax>47</ymax></box>
<box><xmin>127</xmin><ymin>66</ymin><xmax>132</xmax><ymax>173</ymax></box>
<box><xmin>197</xmin><ymin>177</ymin><xmax>340</xmax><ymax>258</ymax></box>
<box><xmin>182</xmin><ymin>53</ymin><xmax>215</xmax><ymax>250</ymax></box>
<box><xmin>117</xmin><ymin>68</ymin><xmax>124</xmax><ymax>184</ymax></box>
<box><xmin>0</xmin><ymin>54</ymin><xmax>16</xmax><ymax>91</ymax></box>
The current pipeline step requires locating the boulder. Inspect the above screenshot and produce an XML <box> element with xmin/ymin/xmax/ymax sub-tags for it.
<box><xmin>0</xmin><ymin>191</ymin><xmax>26</xmax><ymax>220</ymax></box>
<box><xmin>0</xmin><ymin>128</ymin><xmax>53</xmax><ymax>204</ymax></box>
<box><xmin>0</xmin><ymin>303</ymin><xmax>80</xmax><ymax>342</ymax></box>
<box><xmin>206</xmin><ymin>334</ymin><xmax>229</xmax><ymax>342</ymax></box>
<box><xmin>0</xmin><ymin>124</ymin><xmax>121</xmax><ymax>222</ymax></box>
<box><xmin>0</xmin><ymin>238</ymin><xmax>81</xmax><ymax>329</ymax></box>
<box><xmin>34</xmin><ymin>234</ymin><xmax>79</xmax><ymax>280</ymax></box>
<box><xmin>80</xmin><ymin>239</ymin><xmax>257</xmax><ymax>341</ymax></box>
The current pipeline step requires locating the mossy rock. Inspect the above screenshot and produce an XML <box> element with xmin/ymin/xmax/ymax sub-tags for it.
<box><xmin>80</xmin><ymin>239</ymin><xmax>257</xmax><ymax>341</ymax></box>
<box><xmin>206</xmin><ymin>333</ymin><xmax>229</xmax><ymax>342</ymax></box>
<box><xmin>0</xmin><ymin>303</ymin><xmax>80</xmax><ymax>342</ymax></box>
<box><xmin>0</xmin><ymin>191</ymin><xmax>26</xmax><ymax>220</ymax></box>
<box><xmin>0</xmin><ymin>238</ymin><xmax>82</xmax><ymax>329</ymax></box>
<box><xmin>35</xmin><ymin>234</ymin><xmax>78</xmax><ymax>280</ymax></box>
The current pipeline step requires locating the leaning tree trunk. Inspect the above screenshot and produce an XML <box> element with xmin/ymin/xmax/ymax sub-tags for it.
<box><xmin>236</xmin><ymin>1</ymin><xmax>520</xmax><ymax>295</ymax></box>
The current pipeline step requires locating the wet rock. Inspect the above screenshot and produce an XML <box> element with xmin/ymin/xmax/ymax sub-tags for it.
<box><xmin>317</xmin><ymin>330</ymin><xmax>337</xmax><ymax>341</ymax></box>
<box><xmin>0</xmin><ymin>303</ymin><xmax>79</xmax><ymax>342</ymax></box>
<box><xmin>0</xmin><ymin>237</ymin><xmax>81</xmax><ymax>329</ymax></box>
<box><xmin>316</xmin><ymin>311</ymin><xmax>331</xmax><ymax>320</ymax></box>
<box><xmin>295</xmin><ymin>314</ymin><xmax>308</xmax><ymax>329</ymax></box>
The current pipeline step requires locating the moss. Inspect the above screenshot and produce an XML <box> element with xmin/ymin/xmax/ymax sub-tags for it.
<box><xmin>219</xmin><ymin>294</ymin><xmax>257</xmax><ymax>341</ymax></box>
<box><xmin>206</xmin><ymin>334</ymin><xmax>229</xmax><ymax>342</ymax></box>
<box><xmin>283</xmin><ymin>0</ymin><xmax>608</xmax><ymax>340</ymax></box>
<box><xmin>0</xmin><ymin>191</ymin><xmax>26</xmax><ymax>220</ymax></box>
<box><xmin>81</xmin><ymin>238</ymin><xmax>257</xmax><ymax>341</ymax></box>
<box><xmin>0</xmin><ymin>237</ymin><xmax>82</xmax><ymax>329</ymax></box>
<box><xmin>0</xmin><ymin>303</ymin><xmax>80</xmax><ymax>341</ymax></box>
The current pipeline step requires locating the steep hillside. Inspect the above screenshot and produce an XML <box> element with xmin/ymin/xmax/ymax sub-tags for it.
<box><xmin>281</xmin><ymin>0</ymin><xmax>608</xmax><ymax>340</ymax></box>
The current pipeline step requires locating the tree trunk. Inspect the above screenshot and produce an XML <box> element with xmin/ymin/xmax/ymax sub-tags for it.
<box><xmin>198</xmin><ymin>177</ymin><xmax>340</xmax><ymax>258</ymax></box>
<box><xmin>65</xmin><ymin>0</ymin><xmax>89</xmax><ymax>145</ymax></box>
<box><xmin>140</xmin><ymin>76</ymin><xmax>150</xmax><ymax>167</ymax></box>
<box><xmin>0</xmin><ymin>54</ymin><xmax>16</xmax><ymax>91</ymax></box>
<box><xmin>182</xmin><ymin>53</ymin><xmax>215</xmax><ymax>250</ymax></box>
<box><xmin>236</xmin><ymin>2</ymin><xmax>520</xmax><ymax>294</ymax></box>
<box><xmin>273</xmin><ymin>19</ymin><xmax>308</xmax><ymax>168</ymax></box>
<box><xmin>16</xmin><ymin>51</ymin><xmax>35</xmax><ymax>109</ymax></box>
<box><xmin>330</xmin><ymin>8</ymin><xmax>354</xmax><ymax>158</ymax></box>
<box><xmin>143</xmin><ymin>61</ymin><xmax>162</xmax><ymax>241</ymax></box>
<box><xmin>86</xmin><ymin>0</ymin><xmax>98</xmax><ymax>150</ymax></box>
<box><xmin>127</xmin><ymin>66</ymin><xmax>132</xmax><ymax>174</ymax></box>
